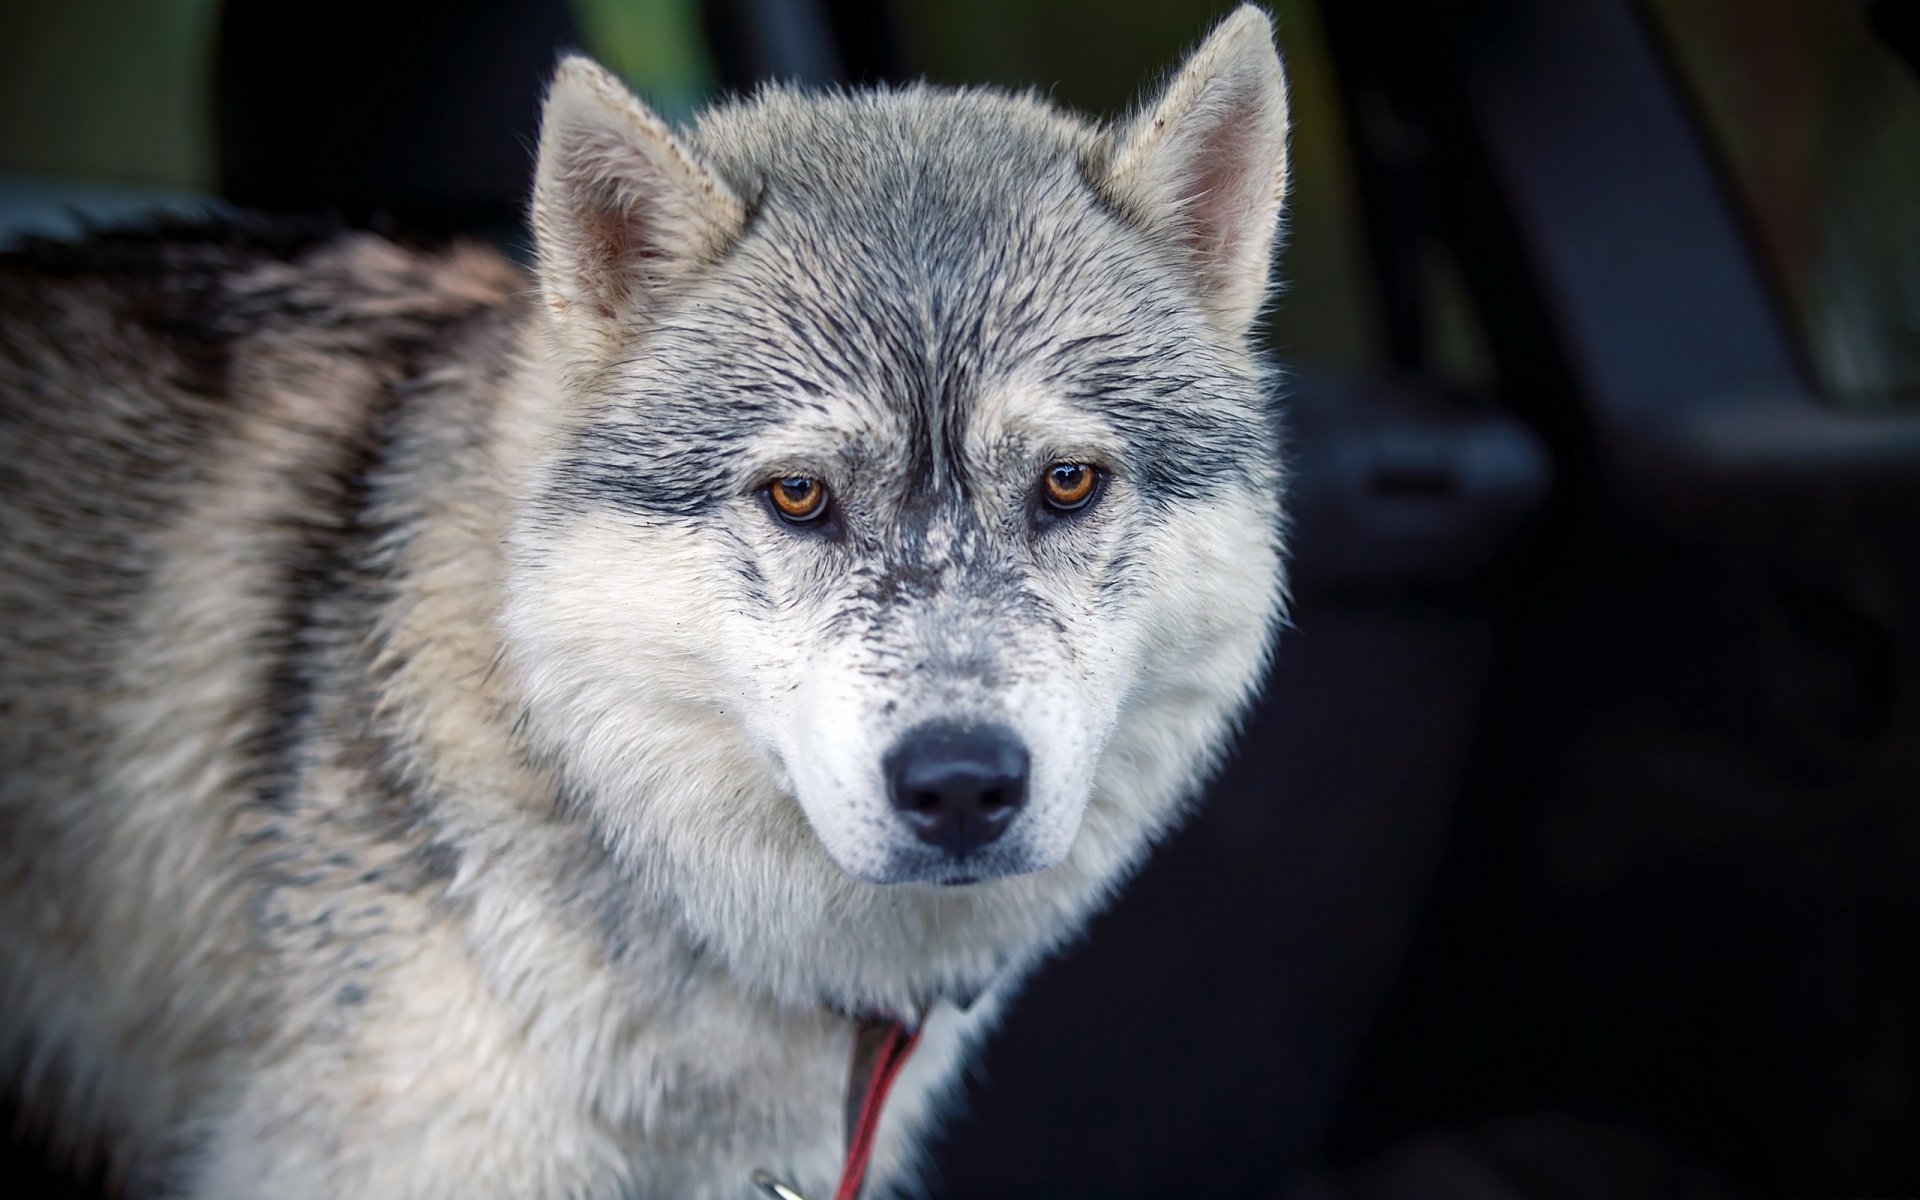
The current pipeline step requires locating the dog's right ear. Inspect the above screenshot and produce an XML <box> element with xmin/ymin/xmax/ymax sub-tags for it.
<box><xmin>532</xmin><ymin>56</ymin><xmax>746</xmax><ymax>359</ymax></box>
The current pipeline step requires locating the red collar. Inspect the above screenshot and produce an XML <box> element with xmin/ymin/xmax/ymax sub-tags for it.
<box><xmin>755</xmin><ymin>1014</ymin><xmax>923</xmax><ymax>1200</ymax></box>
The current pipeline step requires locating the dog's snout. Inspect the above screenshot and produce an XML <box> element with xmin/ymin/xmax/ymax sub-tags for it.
<box><xmin>885</xmin><ymin>723</ymin><xmax>1029</xmax><ymax>859</ymax></box>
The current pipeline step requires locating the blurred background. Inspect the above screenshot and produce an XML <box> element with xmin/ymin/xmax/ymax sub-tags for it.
<box><xmin>3</xmin><ymin>0</ymin><xmax>1918</xmax><ymax>1196</ymax></box>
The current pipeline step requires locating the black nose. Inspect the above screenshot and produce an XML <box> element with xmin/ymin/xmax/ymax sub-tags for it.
<box><xmin>885</xmin><ymin>723</ymin><xmax>1030</xmax><ymax>859</ymax></box>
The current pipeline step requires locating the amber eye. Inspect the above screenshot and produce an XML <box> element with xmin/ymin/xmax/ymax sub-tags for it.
<box><xmin>1041</xmin><ymin>462</ymin><xmax>1099</xmax><ymax>512</ymax></box>
<box><xmin>768</xmin><ymin>475</ymin><xmax>829</xmax><ymax>523</ymax></box>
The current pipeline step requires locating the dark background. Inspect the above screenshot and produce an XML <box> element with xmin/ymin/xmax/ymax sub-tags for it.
<box><xmin>3</xmin><ymin>1</ymin><xmax>1918</xmax><ymax>1196</ymax></box>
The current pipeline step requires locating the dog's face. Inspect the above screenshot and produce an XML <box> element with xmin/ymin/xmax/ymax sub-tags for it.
<box><xmin>503</xmin><ymin>8</ymin><xmax>1290</xmax><ymax>1008</ymax></box>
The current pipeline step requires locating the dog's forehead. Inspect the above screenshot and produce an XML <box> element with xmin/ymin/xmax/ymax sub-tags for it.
<box><xmin>694</xmin><ymin>88</ymin><xmax>1134</xmax><ymax>328</ymax></box>
<box><xmin>684</xmin><ymin>94</ymin><xmax>1215</xmax><ymax>438</ymax></box>
<box><xmin>692</xmin><ymin>85</ymin><xmax>1099</xmax><ymax>217</ymax></box>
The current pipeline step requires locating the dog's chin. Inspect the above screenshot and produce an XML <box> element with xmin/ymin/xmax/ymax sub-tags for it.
<box><xmin>827</xmin><ymin>841</ymin><xmax>1058</xmax><ymax>888</ymax></box>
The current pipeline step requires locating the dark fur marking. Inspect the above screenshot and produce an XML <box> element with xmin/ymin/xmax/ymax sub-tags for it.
<box><xmin>1</xmin><ymin>213</ymin><xmax>343</xmax><ymax>398</ymax></box>
<box><xmin>244</xmin><ymin>260</ymin><xmax>514</xmax><ymax>908</ymax></box>
<box><xmin>247</xmin><ymin>365</ymin><xmax>409</xmax><ymax>816</ymax></box>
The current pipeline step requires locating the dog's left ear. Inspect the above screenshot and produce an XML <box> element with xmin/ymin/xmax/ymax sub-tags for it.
<box><xmin>532</xmin><ymin>56</ymin><xmax>747</xmax><ymax>360</ymax></box>
<box><xmin>1101</xmin><ymin>5</ymin><xmax>1291</xmax><ymax>336</ymax></box>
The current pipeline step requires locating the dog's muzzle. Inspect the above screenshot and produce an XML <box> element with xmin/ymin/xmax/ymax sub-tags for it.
<box><xmin>883</xmin><ymin>722</ymin><xmax>1028</xmax><ymax>859</ymax></box>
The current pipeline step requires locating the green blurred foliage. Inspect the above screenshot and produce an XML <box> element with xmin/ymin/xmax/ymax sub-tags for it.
<box><xmin>571</xmin><ymin>0</ymin><xmax>714</xmax><ymax>122</ymax></box>
<box><xmin>0</xmin><ymin>0</ymin><xmax>218</xmax><ymax>188</ymax></box>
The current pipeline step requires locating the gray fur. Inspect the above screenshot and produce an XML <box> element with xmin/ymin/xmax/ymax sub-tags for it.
<box><xmin>0</xmin><ymin>8</ymin><xmax>1292</xmax><ymax>1197</ymax></box>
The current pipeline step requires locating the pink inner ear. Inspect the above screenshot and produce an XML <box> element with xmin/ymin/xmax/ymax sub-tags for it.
<box><xmin>580</xmin><ymin>187</ymin><xmax>642</xmax><ymax>320</ymax></box>
<box><xmin>1179</xmin><ymin>155</ymin><xmax>1249</xmax><ymax>272</ymax></box>
<box><xmin>1171</xmin><ymin>86</ymin><xmax>1272</xmax><ymax>279</ymax></box>
<box><xmin>565</xmin><ymin>154</ymin><xmax>674</xmax><ymax>324</ymax></box>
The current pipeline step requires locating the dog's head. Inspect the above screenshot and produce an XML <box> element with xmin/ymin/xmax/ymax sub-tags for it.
<box><xmin>502</xmin><ymin>7</ymin><xmax>1290</xmax><ymax>1008</ymax></box>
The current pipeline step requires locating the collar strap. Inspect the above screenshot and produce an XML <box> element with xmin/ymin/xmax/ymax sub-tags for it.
<box><xmin>753</xmin><ymin>1014</ymin><xmax>922</xmax><ymax>1200</ymax></box>
<box><xmin>836</xmin><ymin>1016</ymin><xmax>922</xmax><ymax>1200</ymax></box>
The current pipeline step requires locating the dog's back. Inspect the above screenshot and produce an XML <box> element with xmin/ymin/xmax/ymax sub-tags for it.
<box><xmin>0</xmin><ymin>223</ymin><xmax>524</xmax><ymax>1180</ymax></box>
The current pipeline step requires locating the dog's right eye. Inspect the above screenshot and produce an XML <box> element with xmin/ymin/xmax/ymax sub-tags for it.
<box><xmin>767</xmin><ymin>476</ymin><xmax>829</xmax><ymax>524</ymax></box>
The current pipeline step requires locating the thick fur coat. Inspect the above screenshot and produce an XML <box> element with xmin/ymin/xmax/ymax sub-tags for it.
<box><xmin>0</xmin><ymin>8</ymin><xmax>1292</xmax><ymax>1196</ymax></box>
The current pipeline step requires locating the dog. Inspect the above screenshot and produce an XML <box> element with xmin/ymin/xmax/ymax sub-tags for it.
<box><xmin>0</xmin><ymin>7</ymin><xmax>1291</xmax><ymax>1196</ymax></box>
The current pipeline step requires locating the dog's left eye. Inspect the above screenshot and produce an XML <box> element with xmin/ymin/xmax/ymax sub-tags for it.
<box><xmin>767</xmin><ymin>475</ymin><xmax>830</xmax><ymax>524</ymax></box>
<box><xmin>1040</xmin><ymin>462</ymin><xmax>1099</xmax><ymax>512</ymax></box>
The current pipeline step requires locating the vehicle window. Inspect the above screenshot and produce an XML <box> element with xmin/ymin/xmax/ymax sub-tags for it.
<box><xmin>1645</xmin><ymin>0</ymin><xmax>1920</xmax><ymax>409</ymax></box>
